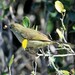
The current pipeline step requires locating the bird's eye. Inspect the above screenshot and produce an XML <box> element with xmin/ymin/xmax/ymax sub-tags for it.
<box><xmin>3</xmin><ymin>25</ymin><xmax>8</xmax><ymax>29</ymax></box>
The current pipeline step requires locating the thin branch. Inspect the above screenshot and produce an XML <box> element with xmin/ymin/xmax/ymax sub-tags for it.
<box><xmin>37</xmin><ymin>53</ymin><xmax>75</xmax><ymax>57</ymax></box>
<box><xmin>53</xmin><ymin>53</ymin><xmax>75</xmax><ymax>57</ymax></box>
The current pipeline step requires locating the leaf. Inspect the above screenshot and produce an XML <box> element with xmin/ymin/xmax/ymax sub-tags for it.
<box><xmin>22</xmin><ymin>16</ymin><xmax>30</xmax><ymax>28</ymax></box>
<box><xmin>22</xmin><ymin>39</ymin><xmax>28</xmax><ymax>49</ymax></box>
<box><xmin>1</xmin><ymin>72</ymin><xmax>8</xmax><ymax>75</ymax></box>
<box><xmin>71</xmin><ymin>68</ymin><xmax>75</xmax><ymax>75</ymax></box>
<box><xmin>60</xmin><ymin>70</ymin><xmax>70</xmax><ymax>75</ymax></box>
<box><xmin>46</xmin><ymin>19</ymin><xmax>53</xmax><ymax>33</ymax></box>
<box><xmin>8</xmin><ymin>55</ymin><xmax>14</xmax><ymax>67</ymax></box>
<box><xmin>72</xmin><ymin>25</ymin><xmax>75</xmax><ymax>30</ymax></box>
<box><xmin>56</xmin><ymin>28</ymin><xmax>64</xmax><ymax>39</ymax></box>
<box><xmin>50</xmin><ymin>12</ymin><xmax>57</xmax><ymax>18</ymax></box>
<box><xmin>55</xmin><ymin>1</ymin><xmax>66</xmax><ymax>13</ymax></box>
<box><xmin>31</xmin><ymin>71</ymin><xmax>35</xmax><ymax>75</ymax></box>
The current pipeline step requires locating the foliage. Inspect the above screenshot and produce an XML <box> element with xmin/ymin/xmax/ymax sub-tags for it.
<box><xmin>55</xmin><ymin>0</ymin><xmax>66</xmax><ymax>13</ymax></box>
<box><xmin>8</xmin><ymin>55</ymin><xmax>14</xmax><ymax>67</ymax></box>
<box><xmin>22</xmin><ymin>16</ymin><xmax>30</xmax><ymax>28</ymax></box>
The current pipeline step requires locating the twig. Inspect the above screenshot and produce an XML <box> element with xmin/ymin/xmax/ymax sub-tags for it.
<box><xmin>63</xmin><ymin>44</ymin><xmax>75</xmax><ymax>53</ymax></box>
<box><xmin>47</xmin><ymin>46</ymin><xmax>63</xmax><ymax>75</ymax></box>
<box><xmin>53</xmin><ymin>53</ymin><xmax>75</xmax><ymax>57</ymax></box>
<box><xmin>37</xmin><ymin>53</ymin><xmax>75</xmax><ymax>57</ymax></box>
<box><xmin>60</xmin><ymin>12</ymin><xmax>66</xmax><ymax>31</ymax></box>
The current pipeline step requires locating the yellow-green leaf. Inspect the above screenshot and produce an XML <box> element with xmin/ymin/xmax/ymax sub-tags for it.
<box><xmin>60</xmin><ymin>70</ymin><xmax>70</xmax><ymax>75</ymax></box>
<box><xmin>22</xmin><ymin>39</ymin><xmax>28</xmax><ymax>49</ymax></box>
<box><xmin>8</xmin><ymin>55</ymin><xmax>14</xmax><ymax>67</ymax></box>
<box><xmin>56</xmin><ymin>28</ymin><xmax>64</xmax><ymax>39</ymax></box>
<box><xmin>30</xmin><ymin>71</ymin><xmax>35</xmax><ymax>75</ymax></box>
<box><xmin>71</xmin><ymin>69</ymin><xmax>75</xmax><ymax>75</ymax></box>
<box><xmin>55</xmin><ymin>1</ymin><xmax>66</xmax><ymax>13</ymax></box>
<box><xmin>72</xmin><ymin>25</ymin><xmax>75</xmax><ymax>30</ymax></box>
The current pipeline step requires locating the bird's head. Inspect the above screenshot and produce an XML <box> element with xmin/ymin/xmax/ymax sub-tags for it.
<box><xmin>10</xmin><ymin>23</ymin><xmax>25</xmax><ymax>42</ymax></box>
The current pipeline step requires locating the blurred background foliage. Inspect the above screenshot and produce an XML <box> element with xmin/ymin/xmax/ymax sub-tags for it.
<box><xmin>0</xmin><ymin>0</ymin><xmax>75</xmax><ymax>75</ymax></box>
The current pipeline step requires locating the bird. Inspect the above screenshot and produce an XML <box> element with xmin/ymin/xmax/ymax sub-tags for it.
<box><xmin>10</xmin><ymin>23</ymin><xmax>75</xmax><ymax>54</ymax></box>
<box><xmin>10</xmin><ymin>23</ymin><xmax>56</xmax><ymax>49</ymax></box>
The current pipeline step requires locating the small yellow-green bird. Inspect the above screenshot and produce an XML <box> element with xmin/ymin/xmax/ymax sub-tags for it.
<box><xmin>10</xmin><ymin>23</ymin><xmax>56</xmax><ymax>49</ymax></box>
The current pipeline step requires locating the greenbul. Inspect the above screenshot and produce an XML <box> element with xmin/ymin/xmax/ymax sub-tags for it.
<box><xmin>10</xmin><ymin>23</ymin><xmax>56</xmax><ymax>49</ymax></box>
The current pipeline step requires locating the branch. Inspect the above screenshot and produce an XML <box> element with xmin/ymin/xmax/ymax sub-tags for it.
<box><xmin>53</xmin><ymin>53</ymin><xmax>75</xmax><ymax>57</ymax></box>
<box><xmin>37</xmin><ymin>53</ymin><xmax>75</xmax><ymax>58</ymax></box>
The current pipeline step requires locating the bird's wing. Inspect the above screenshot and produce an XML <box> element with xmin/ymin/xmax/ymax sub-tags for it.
<box><xmin>11</xmin><ymin>23</ymin><xmax>51</xmax><ymax>42</ymax></box>
<box><xmin>21</xmin><ymin>27</ymin><xmax>50</xmax><ymax>42</ymax></box>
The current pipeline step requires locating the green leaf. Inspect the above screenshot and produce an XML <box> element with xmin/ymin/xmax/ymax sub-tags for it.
<box><xmin>22</xmin><ymin>16</ymin><xmax>30</xmax><ymax>28</ymax></box>
<box><xmin>46</xmin><ymin>19</ymin><xmax>53</xmax><ymax>33</ymax></box>
<box><xmin>8</xmin><ymin>55</ymin><xmax>14</xmax><ymax>67</ymax></box>
<box><xmin>50</xmin><ymin>12</ymin><xmax>57</xmax><ymax>18</ymax></box>
<box><xmin>1</xmin><ymin>72</ymin><xmax>7</xmax><ymax>75</ymax></box>
<box><xmin>72</xmin><ymin>25</ymin><xmax>75</xmax><ymax>30</ymax></box>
